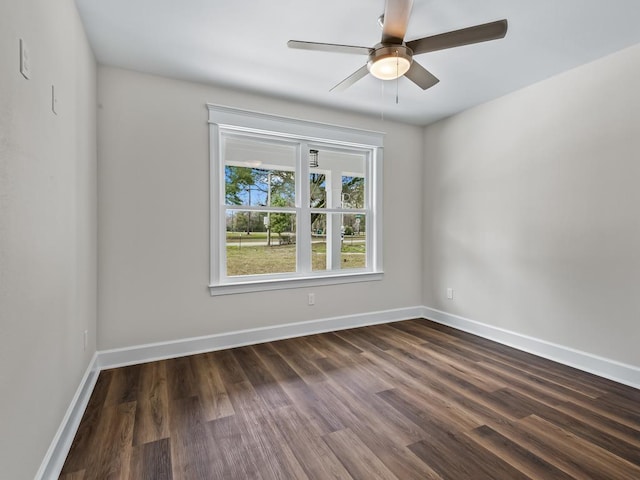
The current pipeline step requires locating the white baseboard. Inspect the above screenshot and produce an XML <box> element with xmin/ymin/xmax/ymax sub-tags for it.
<box><xmin>98</xmin><ymin>306</ymin><xmax>424</xmax><ymax>369</ymax></box>
<box><xmin>422</xmin><ymin>306</ymin><xmax>640</xmax><ymax>390</ymax></box>
<box><xmin>35</xmin><ymin>353</ymin><xmax>100</xmax><ymax>480</ymax></box>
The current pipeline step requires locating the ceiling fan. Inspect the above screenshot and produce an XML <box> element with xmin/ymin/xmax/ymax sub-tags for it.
<box><xmin>287</xmin><ymin>0</ymin><xmax>508</xmax><ymax>92</ymax></box>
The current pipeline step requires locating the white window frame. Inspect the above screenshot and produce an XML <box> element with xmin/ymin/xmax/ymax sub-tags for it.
<box><xmin>208</xmin><ymin>104</ymin><xmax>384</xmax><ymax>296</ymax></box>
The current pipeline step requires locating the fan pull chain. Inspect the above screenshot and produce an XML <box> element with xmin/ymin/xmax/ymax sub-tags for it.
<box><xmin>395</xmin><ymin>51</ymin><xmax>400</xmax><ymax>104</ymax></box>
<box><xmin>380</xmin><ymin>77</ymin><xmax>385</xmax><ymax>122</ymax></box>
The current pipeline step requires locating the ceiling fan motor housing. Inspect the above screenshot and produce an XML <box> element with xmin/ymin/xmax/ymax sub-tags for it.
<box><xmin>367</xmin><ymin>44</ymin><xmax>413</xmax><ymax>80</ymax></box>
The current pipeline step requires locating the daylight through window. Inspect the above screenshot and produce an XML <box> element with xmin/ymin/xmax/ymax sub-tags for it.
<box><xmin>208</xmin><ymin>105</ymin><xmax>383</xmax><ymax>295</ymax></box>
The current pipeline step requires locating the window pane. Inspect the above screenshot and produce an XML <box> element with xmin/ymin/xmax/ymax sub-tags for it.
<box><xmin>341</xmin><ymin>214</ymin><xmax>366</xmax><ymax>269</ymax></box>
<box><xmin>224</xmin><ymin>136</ymin><xmax>296</xmax><ymax>208</ymax></box>
<box><xmin>309</xmin><ymin>149</ymin><xmax>366</xmax><ymax>209</ymax></box>
<box><xmin>311</xmin><ymin>213</ymin><xmax>327</xmax><ymax>271</ymax></box>
<box><xmin>341</xmin><ymin>175</ymin><xmax>365</xmax><ymax>208</ymax></box>
<box><xmin>309</xmin><ymin>172</ymin><xmax>327</xmax><ymax>209</ymax></box>
<box><xmin>310</xmin><ymin>213</ymin><xmax>366</xmax><ymax>271</ymax></box>
<box><xmin>226</xmin><ymin>211</ymin><xmax>296</xmax><ymax>276</ymax></box>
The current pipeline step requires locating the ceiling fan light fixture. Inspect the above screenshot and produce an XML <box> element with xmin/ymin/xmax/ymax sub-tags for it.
<box><xmin>367</xmin><ymin>45</ymin><xmax>412</xmax><ymax>80</ymax></box>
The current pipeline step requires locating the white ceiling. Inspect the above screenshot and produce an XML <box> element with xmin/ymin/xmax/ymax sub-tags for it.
<box><xmin>76</xmin><ymin>0</ymin><xmax>640</xmax><ymax>126</ymax></box>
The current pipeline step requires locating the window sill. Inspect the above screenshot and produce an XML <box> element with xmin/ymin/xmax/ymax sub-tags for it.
<box><xmin>209</xmin><ymin>271</ymin><xmax>383</xmax><ymax>296</ymax></box>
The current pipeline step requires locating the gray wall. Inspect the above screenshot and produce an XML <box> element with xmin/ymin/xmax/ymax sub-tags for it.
<box><xmin>97</xmin><ymin>66</ymin><xmax>424</xmax><ymax>350</ymax></box>
<box><xmin>423</xmin><ymin>44</ymin><xmax>640</xmax><ymax>366</ymax></box>
<box><xmin>0</xmin><ymin>0</ymin><xmax>97</xmax><ymax>478</ymax></box>
<box><xmin>3</xmin><ymin>4</ymin><xmax>640</xmax><ymax>474</ymax></box>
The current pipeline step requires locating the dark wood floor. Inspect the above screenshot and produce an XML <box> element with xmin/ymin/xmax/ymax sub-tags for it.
<box><xmin>60</xmin><ymin>319</ymin><xmax>640</xmax><ymax>479</ymax></box>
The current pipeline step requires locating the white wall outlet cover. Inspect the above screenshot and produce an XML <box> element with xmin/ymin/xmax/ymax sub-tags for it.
<box><xmin>52</xmin><ymin>85</ymin><xmax>58</xmax><ymax>114</ymax></box>
<box><xmin>20</xmin><ymin>38</ymin><xmax>30</xmax><ymax>79</ymax></box>
<box><xmin>446</xmin><ymin>288</ymin><xmax>454</xmax><ymax>300</ymax></box>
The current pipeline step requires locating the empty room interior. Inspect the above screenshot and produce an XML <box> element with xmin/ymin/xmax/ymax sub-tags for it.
<box><xmin>2</xmin><ymin>0</ymin><xmax>640</xmax><ymax>479</ymax></box>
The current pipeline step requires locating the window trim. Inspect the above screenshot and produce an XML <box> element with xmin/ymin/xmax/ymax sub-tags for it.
<box><xmin>208</xmin><ymin>104</ymin><xmax>384</xmax><ymax>296</ymax></box>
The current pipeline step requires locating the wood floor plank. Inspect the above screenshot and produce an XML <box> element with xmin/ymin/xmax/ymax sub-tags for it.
<box><xmin>468</xmin><ymin>425</ymin><xmax>575</xmax><ymax>480</ymax></box>
<box><xmin>322</xmin><ymin>375</ymin><xmax>428</xmax><ymax>445</ymax></box>
<box><xmin>334</xmin><ymin>326</ymin><xmax>396</xmax><ymax>351</ymax></box>
<box><xmin>380</xmin><ymin>348</ymin><xmax>518</xmax><ymax>426</ymax></box>
<box><xmin>552</xmin><ymin>399</ymin><xmax>640</xmax><ymax>446</ymax></box>
<box><xmin>323</xmin><ymin>428</ymin><xmax>399</xmax><ymax>480</ymax></box>
<box><xmin>168</xmin><ymin>395</ymin><xmax>216</xmax><ymax>479</ymax></box>
<box><xmin>132</xmin><ymin>360</ymin><xmax>170</xmax><ymax>446</ymax></box>
<box><xmin>380</xmin><ymin>334</ymin><xmax>508</xmax><ymax>393</ymax></box>
<box><xmin>522</xmin><ymin>415</ymin><xmax>640</xmax><ymax>479</ymax></box>
<box><xmin>271</xmin><ymin>405</ymin><xmax>352</xmax><ymax>480</ymax></box>
<box><xmin>61</xmin><ymin>319</ymin><xmax>640</xmax><ymax>480</ymax></box>
<box><xmin>269</xmin><ymin>337</ymin><xmax>328</xmax><ymax>384</ymax></box>
<box><xmin>253</xmin><ymin>342</ymin><xmax>345</xmax><ymax>434</ymax></box>
<box><xmin>223</xmin><ymin>379</ymin><xmax>308</xmax><ymax>480</ymax></box>
<box><xmin>192</xmin><ymin>352</ymin><xmax>235</xmax><ymax>421</ymax></box>
<box><xmin>488</xmin><ymin>416</ymin><xmax>639</xmax><ymax>480</ymax></box>
<box><xmin>312</xmin><ymin>347</ymin><xmax>394</xmax><ymax>396</ymax></box>
<box><xmin>406</xmin><ymin>329</ymin><xmax>586</xmax><ymax>404</ymax></box>
<box><xmin>594</xmin><ymin>392</ymin><xmax>640</xmax><ymax>425</ymax></box>
<box><xmin>362</xmin><ymin>349</ymin><xmax>485</xmax><ymax>431</ymax></box>
<box><xmin>408</xmin><ymin>431</ymin><xmax>530</xmax><ymax>480</ymax></box>
<box><xmin>129</xmin><ymin>438</ymin><xmax>172</xmax><ymax>480</ymax></box>
<box><xmin>231</xmin><ymin>346</ymin><xmax>292</xmax><ymax>410</ymax></box>
<box><xmin>473</xmin><ymin>359</ymin><xmax>579</xmax><ymax>405</ymax></box>
<box><xmin>83</xmin><ymin>401</ymin><xmax>136</xmax><ymax>480</ymax></box>
<box><xmin>418</xmin><ymin>320</ymin><xmax>610</xmax><ymax>398</ymax></box>
<box><xmin>205</xmin><ymin>415</ymin><xmax>262</xmax><ymax>480</ymax></box>
<box><xmin>103</xmin><ymin>365</ymin><xmax>141</xmax><ymax>406</ymax></box>
<box><xmin>486</xmin><ymin>387</ymin><xmax>640</xmax><ymax>465</ymax></box>
<box><xmin>309</xmin><ymin>381</ymin><xmax>443</xmax><ymax>480</ymax></box>
<box><xmin>166</xmin><ymin>356</ymin><xmax>199</xmax><ymax>400</ymax></box>
<box><xmin>209</xmin><ymin>349</ymin><xmax>248</xmax><ymax>385</ymax></box>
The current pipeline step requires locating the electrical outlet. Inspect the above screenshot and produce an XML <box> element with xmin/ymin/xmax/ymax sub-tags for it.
<box><xmin>446</xmin><ymin>288</ymin><xmax>454</xmax><ymax>300</ymax></box>
<box><xmin>83</xmin><ymin>330</ymin><xmax>88</xmax><ymax>351</ymax></box>
<box><xmin>51</xmin><ymin>85</ymin><xmax>58</xmax><ymax>115</ymax></box>
<box><xmin>20</xmin><ymin>38</ymin><xmax>30</xmax><ymax>79</ymax></box>
<box><xmin>308</xmin><ymin>293</ymin><xmax>315</xmax><ymax>306</ymax></box>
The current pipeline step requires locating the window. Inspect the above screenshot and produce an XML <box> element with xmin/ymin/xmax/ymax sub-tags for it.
<box><xmin>208</xmin><ymin>105</ymin><xmax>383</xmax><ymax>295</ymax></box>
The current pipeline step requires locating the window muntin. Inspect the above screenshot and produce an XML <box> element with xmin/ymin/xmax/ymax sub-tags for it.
<box><xmin>208</xmin><ymin>104</ymin><xmax>383</xmax><ymax>295</ymax></box>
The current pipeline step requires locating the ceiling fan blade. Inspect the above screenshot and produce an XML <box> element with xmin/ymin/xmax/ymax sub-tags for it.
<box><xmin>407</xmin><ymin>19</ymin><xmax>508</xmax><ymax>55</ymax></box>
<box><xmin>287</xmin><ymin>40</ymin><xmax>371</xmax><ymax>55</ymax></box>
<box><xmin>404</xmin><ymin>61</ymin><xmax>440</xmax><ymax>90</ymax></box>
<box><xmin>330</xmin><ymin>65</ymin><xmax>369</xmax><ymax>92</ymax></box>
<box><xmin>381</xmin><ymin>0</ymin><xmax>414</xmax><ymax>44</ymax></box>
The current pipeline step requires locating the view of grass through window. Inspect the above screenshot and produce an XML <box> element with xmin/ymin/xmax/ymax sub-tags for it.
<box><xmin>225</xmin><ymin>231</ymin><xmax>366</xmax><ymax>276</ymax></box>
